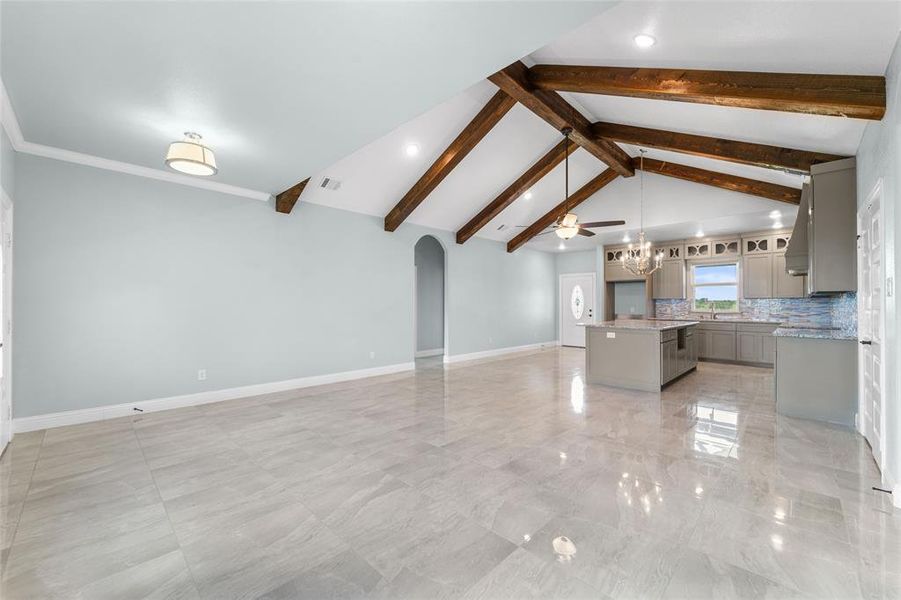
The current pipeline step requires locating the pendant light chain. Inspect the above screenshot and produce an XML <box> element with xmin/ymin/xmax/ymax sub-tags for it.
<box><xmin>621</xmin><ymin>148</ymin><xmax>662</xmax><ymax>277</ymax></box>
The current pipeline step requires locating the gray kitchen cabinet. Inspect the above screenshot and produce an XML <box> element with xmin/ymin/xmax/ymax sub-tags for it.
<box><xmin>742</xmin><ymin>254</ymin><xmax>773</xmax><ymax>298</ymax></box>
<box><xmin>709</xmin><ymin>331</ymin><xmax>737</xmax><ymax>361</ymax></box>
<box><xmin>807</xmin><ymin>158</ymin><xmax>857</xmax><ymax>295</ymax></box>
<box><xmin>761</xmin><ymin>334</ymin><xmax>776</xmax><ymax>363</ymax></box>
<box><xmin>772</xmin><ymin>253</ymin><xmax>806</xmax><ymax>298</ymax></box>
<box><xmin>652</xmin><ymin>260</ymin><xmax>685</xmax><ymax>299</ymax></box>
<box><xmin>661</xmin><ymin>339</ymin><xmax>678</xmax><ymax>383</ymax></box>
<box><xmin>696</xmin><ymin>329</ymin><xmax>710</xmax><ymax>358</ymax></box>
<box><xmin>737</xmin><ymin>332</ymin><xmax>761</xmax><ymax>362</ymax></box>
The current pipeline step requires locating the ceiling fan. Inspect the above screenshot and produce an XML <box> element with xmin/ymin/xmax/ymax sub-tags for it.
<box><xmin>535</xmin><ymin>127</ymin><xmax>625</xmax><ymax>240</ymax></box>
<box><xmin>536</xmin><ymin>213</ymin><xmax>625</xmax><ymax>239</ymax></box>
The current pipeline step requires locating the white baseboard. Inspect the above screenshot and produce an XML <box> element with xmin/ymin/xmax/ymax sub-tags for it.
<box><xmin>12</xmin><ymin>361</ymin><xmax>415</xmax><ymax>433</ymax></box>
<box><xmin>443</xmin><ymin>341</ymin><xmax>559</xmax><ymax>364</ymax></box>
<box><xmin>415</xmin><ymin>348</ymin><xmax>444</xmax><ymax>358</ymax></box>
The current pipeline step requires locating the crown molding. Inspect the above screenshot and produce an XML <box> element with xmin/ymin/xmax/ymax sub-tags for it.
<box><xmin>0</xmin><ymin>78</ymin><xmax>271</xmax><ymax>202</ymax></box>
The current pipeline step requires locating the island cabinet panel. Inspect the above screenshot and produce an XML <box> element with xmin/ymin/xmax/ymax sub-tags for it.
<box><xmin>761</xmin><ymin>334</ymin><xmax>776</xmax><ymax>363</ymax></box>
<box><xmin>586</xmin><ymin>322</ymin><xmax>698</xmax><ymax>391</ymax></box>
<box><xmin>773</xmin><ymin>253</ymin><xmax>806</xmax><ymax>298</ymax></box>
<box><xmin>743</xmin><ymin>254</ymin><xmax>774</xmax><ymax>298</ymax></box>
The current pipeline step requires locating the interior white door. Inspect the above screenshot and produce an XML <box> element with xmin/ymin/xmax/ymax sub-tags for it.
<box><xmin>0</xmin><ymin>195</ymin><xmax>11</xmax><ymax>453</ymax></box>
<box><xmin>858</xmin><ymin>182</ymin><xmax>884</xmax><ymax>470</ymax></box>
<box><xmin>560</xmin><ymin>273</ymin><xmax>595</xmax><ymax>348</ymax></box>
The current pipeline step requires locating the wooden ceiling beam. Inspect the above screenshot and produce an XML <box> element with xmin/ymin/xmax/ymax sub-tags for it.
<box><xmin>592</xmin><ymin>121</ymin><xmax>845</xmax><ymax>173</ymax></box>
<box><xmin>529</xmin><ymin>65</ymin><xmax>886</xmax><ymax>120</ymax></box>
<box><xmin>637</xmin><ymin>157</ymin><xmax>801</xmax><ymax>204</ymax></box>
<box><xmin>507</xmin><ymin>168</ymin><xmax>619</xmax><ymax>253</ymax></box>
<box><xmin>456</xmin><ymin>138</ymin><xmax>574</xmax><ymax>244</ymax></box>
<box><xmin>488</xmin><ymin>61</ymin><xmax>634</xmax><ymax>177</ymax></box>
<box><xmin>383</xmin><ymin>90</ymin><xmax>517</xmax><ymax>231</ymax></box>
<box><xmin>275</xmin><ymin>178</ymin><xmax>310</xmax><ymax>214</ymax></box>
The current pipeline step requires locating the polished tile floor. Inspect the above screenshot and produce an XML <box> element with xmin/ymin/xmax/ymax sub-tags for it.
<box><xmin>1</xmin><ymin>348</ymin><xmax>898</xmax><ymax>599</ymax></box>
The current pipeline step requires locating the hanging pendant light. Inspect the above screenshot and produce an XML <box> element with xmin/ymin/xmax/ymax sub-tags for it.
<box><xmin>556</xmin><ymin>128</ymin><xmax>579</xmax><ymax>240</ymax></box>
<box><xmin>621</xmin><ymin>150</ymin><xmax>663</xmax><ymax>276</ymax></box>
<box><xmin>166</xmin><ymin>132</ymin><xmax>218</xmax><ymax>176</ymax></box>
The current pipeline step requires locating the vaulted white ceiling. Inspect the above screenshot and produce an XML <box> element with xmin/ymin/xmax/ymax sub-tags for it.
<box><xmin>3</xmin><ymin>1</ymin><xmax>899</xmax><ymax>254</ymax></box>
<box><xmin>300</xmin><ymin>0</ymin><xmax>899</xmax><ymax>252</ymax></box>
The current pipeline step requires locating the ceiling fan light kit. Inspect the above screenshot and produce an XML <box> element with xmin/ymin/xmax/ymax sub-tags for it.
<box><xmin>166</xmin><ymin>132</ymin><xmax>218</xmax><ymax>176</ymax></box>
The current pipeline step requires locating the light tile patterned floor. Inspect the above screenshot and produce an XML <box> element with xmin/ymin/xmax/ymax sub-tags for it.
<box><xmin>1</xmin><ymin>348</ymin><xmax>899</xmax><ymax>599</ymax></box>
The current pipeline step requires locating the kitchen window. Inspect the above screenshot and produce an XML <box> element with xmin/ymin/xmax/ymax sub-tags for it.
<box><xmin>690</xmin><ymin>262</ymin><xmax>739</xmax><ymax>313</ymax></box>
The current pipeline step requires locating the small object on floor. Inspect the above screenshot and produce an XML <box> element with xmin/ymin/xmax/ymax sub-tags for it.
<box><xmin>552</xmin><ymin>536</ymin><xmax>577</xmax><ymax>561</ymax></box>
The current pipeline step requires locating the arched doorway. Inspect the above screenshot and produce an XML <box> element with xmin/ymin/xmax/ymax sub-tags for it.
<box><xmin>414</xmin><ymin>236</ymin><xmax>446</xmax><ymax>365</ymax></box>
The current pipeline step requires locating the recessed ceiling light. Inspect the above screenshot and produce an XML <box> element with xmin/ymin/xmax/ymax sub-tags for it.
<box><xmin>558</xmin><ymin>242</ymin><xmax>566</xmax><ymax>250</ymax></box>
<box><xmin>404</xmin><ymin>143</ymin><xmax>420</xmax><ymax>158</ymax></box>
<box><xmin>696</xmin><ymin>230</ymin><xmax>705</xmax><ymax>238</ymax></box>
<box><xmin>524</xmin><ymin>189</ymin><xmax>533</xmax><ymax>200</ymax></box>
<box><xmin>622</xmin><ymin>234</ymin><xmax>631</xmax><ymax>243</ymax></box>
<box><xmin>166</xmin><ymin>132</ymin><xmax>217</xmax><ymax>176</ymax></box>
<box><xmin>772</xmin><ymin>222</ymin><xmax>784</xmax><ymax>229</ymax></box>
<box><xmin>633</xmin><ymin>33</ymin><xmax>656</xmax><ymax>48</ymax></box>
<box><xmin>769</xmin><ymin>210</ymin><xmax>781</xmax><ymax>219</ymax></box>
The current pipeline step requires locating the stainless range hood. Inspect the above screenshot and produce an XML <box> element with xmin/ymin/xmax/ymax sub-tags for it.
<box><xmin>784</xmin><ymin>183</ymin><xmax>810</xmax><ymax>276</ymax></box>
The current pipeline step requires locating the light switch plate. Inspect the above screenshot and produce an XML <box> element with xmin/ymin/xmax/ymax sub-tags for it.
<box><xmin>606</xmin><ymin>332</ymin><xmax>616</xmax><ymax>338</ymax></box>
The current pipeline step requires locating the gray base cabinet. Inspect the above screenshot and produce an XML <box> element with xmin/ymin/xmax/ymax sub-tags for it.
<box><xmin>696</xmin><ymin>322</ymin><xmax>777</xmax><ymax>366</ymax></box>
<box><xmin>660</xmin><ymin>326</ymin><xmax>697</xmax><ymax>385</ymax></box>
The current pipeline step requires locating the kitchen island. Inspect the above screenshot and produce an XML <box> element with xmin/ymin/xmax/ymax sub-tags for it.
<box><xmin>585</xmin><ymin>320</ymin><xmax>699</xmax><ymax>391</ymax></box>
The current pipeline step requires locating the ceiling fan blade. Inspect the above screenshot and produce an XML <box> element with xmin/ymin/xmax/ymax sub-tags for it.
<box><xmin>579</xmin><ymin>220</ymin><xmax>626</xmax><ymax>228</ymax></box>
<box><xmin>576</xmin><ymin>228</ymin><xmax>596</xmax><ymax>237</ymax></box>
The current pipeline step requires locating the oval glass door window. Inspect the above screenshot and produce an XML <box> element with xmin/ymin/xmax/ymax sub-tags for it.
<box><xmin>571</xmin><ymin>285</ymin><xmax>585</xmax><ymax>320</ymax></box>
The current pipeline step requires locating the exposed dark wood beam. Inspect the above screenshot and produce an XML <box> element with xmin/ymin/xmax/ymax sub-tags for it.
<box><xmin>456</xmin><ymin>138</ymin><xmax>575</xmax><ymax>244</ymax></box>
<box><xmin>637</xmin><ymin>157</ymin><xmax>801</xmax><ymax>204</ymax></box>
<box><xmin>529</xmin><ymin>65</ymin><xmax>886</xmax><ymax>120</ymax></box>
<box><xmin>592</xmin><ymin>122</ymin><xmax>845</xmax><ymax>173</ymax></box>
<box><xmin>384</xmin><ymin>90</ymin><xmax>517</xmax><ymax>231</ymax></box>
<box><xmin>488</xmin><ymin>62</ymin><xmax>634</xmax><ymax>177</ymax></box>
<box><xmin>507</xmin><ymin>168</ymin><xmax>619</xmax><ymax>253</ymax></box>
<box><xmin>275</xmin><ymin>178</ymin><xmax>310</xmax><ymax>214</ymax></box>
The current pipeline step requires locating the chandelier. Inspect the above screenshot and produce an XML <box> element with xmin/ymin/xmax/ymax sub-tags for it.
<box><xmin>621</xmin><ymin>150</ymin><xmax>662</xmax><ymax>276</ymax></box>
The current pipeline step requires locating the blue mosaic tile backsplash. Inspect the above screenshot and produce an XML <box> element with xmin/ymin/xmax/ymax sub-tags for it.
<box><xmin>655</xmin><ymin>293</ymin><xmax>857</xmax><ymax>335</ymax></box>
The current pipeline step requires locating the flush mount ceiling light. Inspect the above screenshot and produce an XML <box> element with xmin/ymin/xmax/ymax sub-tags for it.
<box><xmin>404</xmin><ymin>143</ymin><xmax>420</xmax><ymax>158</ymax></box>
<box><xmin>166</xmin><ymin>132</ymin><xmax>217</xmax><ymax>176</ymax></box>
<box><xmin>633</xmin><ymin>33</ymin><xmax>656</xmax><ymax>48</ymax></box>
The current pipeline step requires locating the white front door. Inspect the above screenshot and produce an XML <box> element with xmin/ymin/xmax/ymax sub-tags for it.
<box><xmin>0</xmin><ymin>194</ymin><xmax>11</xmax><ymax>453</ymax></box>
<box><xmin>560</xmin><ymin>273</ymin><xmax>596</xmax><ymax>348</ymax></box>
<box><xmin>858</xmin><ymin>181</ymin><xmax>885</xmax><ymax>470</ymax></box>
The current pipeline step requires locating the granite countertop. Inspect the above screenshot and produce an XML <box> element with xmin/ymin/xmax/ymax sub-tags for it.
<box><xmin>773</xmin><ymin>327</ymin><xmax>858</xmax><ymax>341</ymax></box>
<box><xmin>651</xmin><ymin>317</ymin><xmax>782</xmax><ymax>325</ymax></box>
<box><xmin>585</xmin><ymin>319</ymin><xmax>700</xmax><ymax>331</ymax></box>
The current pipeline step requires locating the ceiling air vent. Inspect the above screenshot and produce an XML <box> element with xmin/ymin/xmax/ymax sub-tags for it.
<box><xmin>497</xmin><ymin>224</ymin><xmax>507</xmax><ymax>231</ymax></box>
<box><xmin>319</xmin><ymin>176</ymin><xmax>342</xmax><ymax>191</ymax></box>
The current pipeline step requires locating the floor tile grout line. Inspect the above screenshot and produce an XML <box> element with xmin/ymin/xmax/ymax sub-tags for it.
<box><xmin>4</xmin><ymin>429</ymin><xmax>46</xmax><ymax>559</ymax></box>
<box><xmin>129</xmin><ymin>415</ymin><xmax>204</xmax><ymax>598</ymax></box>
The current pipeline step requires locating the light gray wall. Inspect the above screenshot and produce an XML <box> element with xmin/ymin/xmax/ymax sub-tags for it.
<box><xmin>614</xmin><ymin>282</ymin><xmax>646</xmax><ymax>317</ymax></box>
<box><xmin>415</xmin><ymin>235</ymin><xmax>444</xmax><ymax>353</ymax></box>
<box><xmin>1</xmin><ymin>128</ymin><xmax>14</xmax><ymax>199</ymax></box>
<box><xmin>12</xmin><ymin>154</ymin><xmax>557</xmax><ymax>417</ymax></box>
<box><xmin>857</xmin><ymin>31</ymin><xmax>901</xmax><ymax>489</ymax></box>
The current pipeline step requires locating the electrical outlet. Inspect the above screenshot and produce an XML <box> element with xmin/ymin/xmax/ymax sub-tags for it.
<box><xmin>369</xmin><ymin>351</ymin><xmax>375</xmax><ymax>360</ymax></box>
<box><xmin>197</xmin><ymin>369</ymin><xmax>207</xmax><ymax>381</ymax></box>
